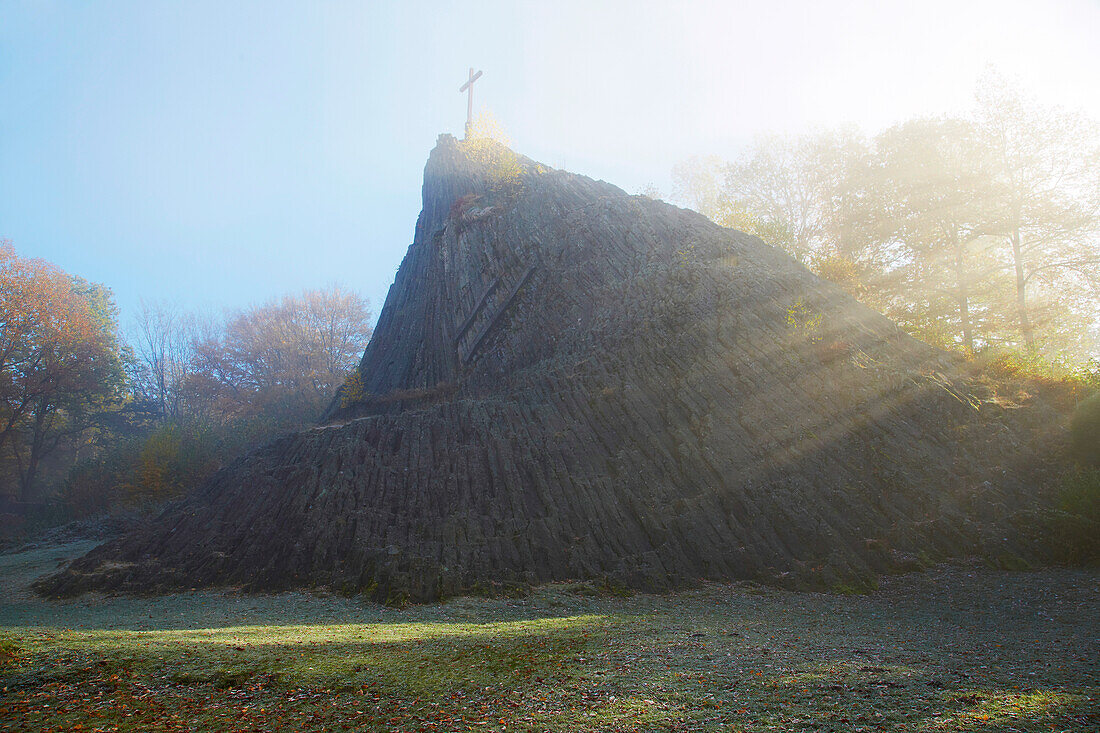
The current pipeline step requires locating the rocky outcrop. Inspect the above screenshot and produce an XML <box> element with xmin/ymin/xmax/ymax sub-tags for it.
<box><xmin>37</xmin><ymin>135</ymin><xmax>1063</xmax><ymax>601</ymax></box>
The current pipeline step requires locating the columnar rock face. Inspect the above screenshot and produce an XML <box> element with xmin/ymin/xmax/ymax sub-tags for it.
<box><xmin>40</xmin><ymin>135</ymin><xmax>1061</xmax><ymax>601</ymax></box>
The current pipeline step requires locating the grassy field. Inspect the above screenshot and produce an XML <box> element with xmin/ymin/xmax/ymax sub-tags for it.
<box><xmin>1</xmin><ymin>542</ymin><xmax>1097</xmax><ymax>732</ymax></box>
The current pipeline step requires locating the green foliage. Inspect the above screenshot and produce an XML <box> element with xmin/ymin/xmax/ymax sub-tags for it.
<box><xmin>1059</xmin><ymin>469</ymin><xmax>1100</xmax><ymax>522</ymax></box>
<box><xmin>980</xmin><ymin>349</ymin><xmax>1054</xmax><ymax>380</ymax></box>
<box><xmin>65</xmin><ymin>419</ymin><xmax>221</xmax><ymax>514</ymax></box>
<box><xmin>132</xmin><ymin>422</ymin><xmax>220</xmax><ymax>502</ymax></box>
<box><xmin>0</xmin><ymin>639</ymin><xmax>20</xmax><ymax>663</ymax></box>
<box><xmin>459</xmin><ymin>111</ymin><xmax>523</xmax><ymax>192</ymax></box>
<box><xmin>339</xmin><ymin>370</ymin><xmax>367</xmax><ymax>409</ymax></box>
<box><xmin>674</xmin><ymin>75</ymin><xmax>1100</xmax><ymax>363</ymax></box>
<box><xmin>1043</xmin><ymin>469</ymin><xmax>1100</xmax><ymax>564</ymax></box>
<box><xmin>830</xmin><ymin>580</ymin><xmax>878</xmax><ymax>595</ymax></box>
<box><xmin>785</xmin><ymin>297</ymin><xmax>823</xmax><ymax>342</ymax></box>
<box><xmin>810</xmin><ymin>252</ymin><xmax>867</xmax><ymax>298</ymax></box>
<box><xmin>1070</xmin><ymin>392</ymin><xmax>1100</xmax><ymax>468</ymax></box>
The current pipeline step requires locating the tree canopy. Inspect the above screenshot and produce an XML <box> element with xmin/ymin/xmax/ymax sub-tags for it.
<box><xmin>0</xmin><ymin>240</ymin><xmax>374</xmax><ymax>515</ymax></box>
<box><xmin>0</xmin><ymin>242</ymin><xmax>125</xmax><ymax>501</ymax></box>
<box><xmin>673</xmin><ymin>76</ymin><xmax>1100</xmax><ymax>361</ymax></box>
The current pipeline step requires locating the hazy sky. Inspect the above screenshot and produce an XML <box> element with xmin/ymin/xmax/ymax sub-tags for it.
<box><xmin>2</xmin><ymin>0</ymin><xmax>1098</xmax><ymax>330</ymax></box>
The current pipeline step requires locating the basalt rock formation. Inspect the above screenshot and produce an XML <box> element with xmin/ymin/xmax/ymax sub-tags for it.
<box><xmin>39</xmin><ymin>135</ymin><xmax>1064</xmax><ymax>601</ymax></box>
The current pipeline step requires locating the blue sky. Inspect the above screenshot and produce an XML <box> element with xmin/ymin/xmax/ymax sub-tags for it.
<box><xmin>2</xmin><ymin>0</ymin><xmax>1098</xmax><ymax>333</ymax></box>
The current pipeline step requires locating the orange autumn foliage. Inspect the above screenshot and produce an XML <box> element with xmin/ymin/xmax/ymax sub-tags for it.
<box><xmin>0</xmin><ymin>241</ymin><xmax>110</xmax><ymax>485</ymax></box>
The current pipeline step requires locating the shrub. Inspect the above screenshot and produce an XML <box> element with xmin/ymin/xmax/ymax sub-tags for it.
<box><xmin>1070</xmin><ymin>391</ymin><xmax>1100</xmax><ymax>468</ymax></box>
<box><xmin>340</xmin><ymin>370</ymin><xmax>367</xmax><ymax>408</ymax></box>
<box><xmin>460</xmin><ymin>111</ymin><xmax>523</xmax><ymax>192</ymax></box>
<box><xmin>967</xmin><ymin>349</ymin><xmax>1099</xmax><ymax>411</ymax></box>
<box><xmin>1060</xmin><ymin>468</ymin><xmax>1100</xmax><ymax>522</ymax></box>
<box><xmin>130</xmin><ymin>423</ymin><xmax>220</xmax><ymax>502</ymax></box>
<box><xmin>785</xmin><ymin>297</ymin><xmax>823</xmax><ymax>343</ymax></box>
<box><xmin>65</xmin><ymin>442</ymin><xmax>133</xmax><ymax>515</ymax></box>
<box><xmin>64</xmin><ymin>420</ymin><xmax>222</xmax><ymax>516</ymax></box>
<box><xmin>1049</xmin><ymin>469</ymin><xmax>1100</xmax><ymax>564</ymax></box>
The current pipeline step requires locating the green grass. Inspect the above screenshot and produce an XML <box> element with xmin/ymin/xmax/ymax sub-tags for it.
<box><xmin>1</xmin><ymin>542</ymin><xmax>1098</xmax><ymax>732</ymax></box>
<box><xmin>18</xmin><ymin>615</ymin><xmax>605</xmax><ymax>690</ymax></box>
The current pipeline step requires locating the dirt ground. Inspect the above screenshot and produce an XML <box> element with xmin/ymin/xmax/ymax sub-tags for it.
<box><xmin>1</xmin><ymin>541</ymin><xmax>1097</xmax><ymax>732</ymax></box>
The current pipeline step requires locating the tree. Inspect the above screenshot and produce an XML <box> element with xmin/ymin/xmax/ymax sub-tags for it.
<box><xmin>860</xmin><ymin>118</ymin><xmax>1009</xmax><ymax>353</ymax></box>
<box><xmin>0</xmin><ymin>242</ymin><xmax>123</xmax><ymax>501</ymax></box>
<box><xmin>673</xmin><ymin>131</ymin><xmax>871</xmax><ymax>268</ymax></box>
<box><xmin>723</xmin><ymin>133</ymin><xmax>834</xmax><ymax>263</ymax></box>
<box><xmin>673</xmin><ymin>76</ymin><xmax>1100</xmax><ymax>361</ymax></box>
<box><xmin>671</xmin><ymin>155</ymin><xmax>729</xmax><ymax>222</ymax></box>
<box><xmin>189</xmin><ymin>285</ymin><xmax>373</xmax><ymax>428</ymax></box>
<box><xmin>975</xmin><ymin>72</ymin><xmax>1100</xmax><ymax>355</ymax></box>
<box><xmin>132</xmin><ymin>300</ymin><xmax>198</xmax><ymax>419</ymax></box>
<box><xmin>63</xmin><ymin>285</ymin><xmax>373</xmax><ymax>514</ymax></box>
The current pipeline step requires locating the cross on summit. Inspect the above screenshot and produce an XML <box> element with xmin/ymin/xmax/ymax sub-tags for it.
<box><xmin>460</xmin><ymin>67</ymin><xmax>483</xmax><ymax>138</ymax></box>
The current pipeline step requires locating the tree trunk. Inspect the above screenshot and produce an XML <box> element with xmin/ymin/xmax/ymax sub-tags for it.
<box><xmin>1009</xmin><ymin>227</ymin><xmax>1036</xmax><ymax>353</ymax></box>
<box><xmin>0</xmin><ymin>392</ymin><xmax>35</xmax><ymax>459</ymax></box>
<box><xmin>953</xmin><ymin>234</ymin><xmax>975</xmax><ymax>353</ymax></box>
<box><xmin>18</xmin><ymin>402</ymin><xmax>48</xmax><ymax>503</ymax></box>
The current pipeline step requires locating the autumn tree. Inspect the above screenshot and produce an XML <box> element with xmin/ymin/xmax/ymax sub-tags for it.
<box><xmin>0</xmin><ymin>243</ymin><xmax>124</xmax><ymax>501</ymax></box>
<box><xmin>859</xmin><ymin>118</ymin><xmax>1008</xmax><ymax>353</ymax></box>
<box><xmin>674</xmin><ymin>75</ymin><xmax>1100</xmax><ymax>361</ymax></box>
<box><xmin>975</xmin><ymin>72</ymin><xmax>1100</xmax><ymax>355</ymax></box>
<box><xmin>62</xmin><ymin>285</ymin><xmax>373</xmax><ymax>515</ymax></box>
<box><xmin>672</xmin><ymin>131</ymin><xmax>869</xmax><ymax>265</ymax></box>
<box><xmin>188</xmin><ymin>285</ymin><xmax>373</xmax><ymax>428</ymax></box>
<box><xmin>724</xmin><ymin>133</ymin><xmax>840</xmax><ymax>263</ymax></box>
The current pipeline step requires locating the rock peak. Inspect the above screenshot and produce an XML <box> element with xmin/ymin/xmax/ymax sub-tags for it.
<box><xmin>37</xmin><ymin>139</ymin><xmax>1062</xmax><ymax>602</ymax></box>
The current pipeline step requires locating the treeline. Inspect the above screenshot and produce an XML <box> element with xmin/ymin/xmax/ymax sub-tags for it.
<box><xmin>671</xmin><ymin>74</ymin><xmax>1100</xmax><ymax>365</ymax></box>
<box><xmin>0</xmin><ymin>241</ymin><xmax>372</xmax><ymax>517</ymax></box>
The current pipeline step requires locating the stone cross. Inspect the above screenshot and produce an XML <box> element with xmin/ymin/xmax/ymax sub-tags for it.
<box><xmin>459</xmin><ymin>67</ymin><xmax>483</xmax><ymax>138</ymax></box>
